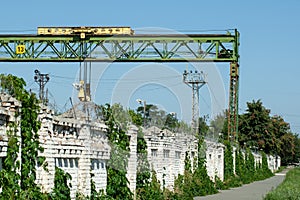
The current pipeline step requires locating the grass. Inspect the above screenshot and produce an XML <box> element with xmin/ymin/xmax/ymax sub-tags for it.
<box><xmin>264</xmin><ymin>167</ymin><xmax>300</xmax><ymax>200</ymax></box>
<box><xmin>275</xmin><ymin>166</ymin><xmax>286</xmax><ymax>173</ymax></box>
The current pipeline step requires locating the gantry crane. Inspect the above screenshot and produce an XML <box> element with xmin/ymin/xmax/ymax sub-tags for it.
<box><xmin>0</xmin><ymin>27</ymin><xmax>240</xmax><ymax>140</ymax></box>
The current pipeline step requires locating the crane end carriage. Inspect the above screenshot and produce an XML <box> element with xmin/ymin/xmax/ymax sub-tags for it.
<box><xmin>37</xmin><ymin>26</ymin><xmax>134</xmax><ymax>39</ymax></box>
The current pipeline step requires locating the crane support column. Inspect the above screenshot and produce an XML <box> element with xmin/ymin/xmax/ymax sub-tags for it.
<box><xmin>228</xmin><ymin>62</ymin><xmax>239</xmax><ymax>141</ymax></box>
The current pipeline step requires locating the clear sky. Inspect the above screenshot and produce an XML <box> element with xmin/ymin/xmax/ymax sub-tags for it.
<box><xmin>0</xmin><ymin>0</ymin><xmax>300</xmax><ymax>134</ymax></box>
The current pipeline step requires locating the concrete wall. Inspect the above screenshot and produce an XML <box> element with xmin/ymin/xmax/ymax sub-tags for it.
<box><xmin>0</xmin><ymin>93</ymin><xmax>281</xmax><ymax>199</ymax></box>
<box><xmin>143</xmin><ymin>127</ymin><xmax>226</xmax><ymax>189</ymax></box>
<box><xmin>231</xmin><ymin>148</ymin><xmax>281</xmax><ymax>175</ymax></box>
<box><xmin>144</xmin><ymin>126</ymin><xmax>198</xmax><ymax>190</ymax></box>
<box><xmin>205</xmin><ymin>140</ymin><xmax>225</xmax><ymax>181</ymax></box>
<box><xmin>36</xmin><ymin>106</ymin><xmax>110</xmax><ymax>198</ymax></box>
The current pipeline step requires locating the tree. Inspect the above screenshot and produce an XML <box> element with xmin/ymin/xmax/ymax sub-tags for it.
<box><xmin>280</xmin><ymin>133</ymin><xmax>296</xmax><ymax>165</ymax></box>
<box><xmin>294</xmin><ymin>135</ymin><xmax>300</xmax><ymax>164</ymax></box>
<box><xmin>163</xmin><ymin>113</ymin><xmax>178</xmax><ymax>131</ymax></box>
<box><xmin>128</xmin><ymin>109</ymin><xmax>143</xmax><ymax>127</ymax></box>
<box><xmin>198</xmin><ymin>116</ymin><xmax>209</xmax><ymax>136</ymax></box>
<box><xmin>269</xmin><ymin>115</ymin><xmax>297</xmax><ymax>165</ymax></box>
<box><xmin>137</xmin><ymin>104</ymin><xmax>168</xmax><ymax>128</ymax></box>
<box><xmin>210</xmin><ymin>110</ymin><xmax>226</xmax><ymax>137</ymax></box>
<box><xmin>111</xmin><ymin>103</ymin><xmax>131</xmax><ymax>130</ymax></box>
<box><xmin>239</xmin><ymin>100</ymin><xmax>297</xmax><ymax>165</ymax></box>
<box><xmin>238</xmin><ymin>100</ymin><xmax>273</xmax><ymax>153</ymax></box>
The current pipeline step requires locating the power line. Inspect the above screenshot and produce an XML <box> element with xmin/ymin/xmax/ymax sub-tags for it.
<box><xmin>206</xmin><ymin>82</ymin><xmax>224</xmax><ymax>112</ymax></box>
<box><xmin>50</xmin><ymin>74</ymin><xmax>181</xmax><ymax>82</ymax></box>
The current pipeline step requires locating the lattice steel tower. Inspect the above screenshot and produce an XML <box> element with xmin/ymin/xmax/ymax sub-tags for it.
<box><xmin>183</xmin><ymin>70</ymin><xmax>206</xmax><ymax>133</ymax></box>
<box><xmin>34</xmin><ymin>69</ymin><xmax>50</xmax><ymax>105</ymax></box>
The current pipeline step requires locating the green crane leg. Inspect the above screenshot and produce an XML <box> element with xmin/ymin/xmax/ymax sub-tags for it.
<box><xmin>228</xmin><ymin>62</ymin><xmax>239</xmax><ymax>142</ymax></box>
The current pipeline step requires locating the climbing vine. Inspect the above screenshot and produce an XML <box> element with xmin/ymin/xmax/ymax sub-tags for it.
<box><xmin>50</xmin><ymin>167</ymin><xmax>72</xmax><ymax>200</ymax></box>
<box><xmin>0</xmin><ymin>74</ymin><xmax>47</xmax><ymax>199</ymax></box>
<box><xmin>224</xmin><ymin>141</ymin><xmax>274</xmax><ymax>188</ymax></box>
<box><xmin>224</xmin><ymin>141</ymin><xmax>234</xmax><ymax>181</ymax></box>
<box><xmin>0</xmin><ymin>122</ymin><xmax>21</xmax><ymax>199</ymax></box>
<box><xmin>136</xmin><ymin>128</ymin><xmax>151</xmax><ymax>199</ymax></box>
<box><xmin>173</xmin><ymin>137</ymin><xmax>217</xmax><ymax>199</ymax></box>
<box><xmin>101</xmin><ymin>104</ymin><xmax>133</xmax><ymax>200</ymax></box>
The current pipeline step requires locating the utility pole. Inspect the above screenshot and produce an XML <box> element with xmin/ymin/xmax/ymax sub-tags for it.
<box><xmin>183</xmin><ymin>70</ymin><xmax>206</xmax><ymax>134</ymax></box>
<box><xmin>34</xmin><ymin>69</ymin><xmax>50</xmax><ymax>105</ymax></box>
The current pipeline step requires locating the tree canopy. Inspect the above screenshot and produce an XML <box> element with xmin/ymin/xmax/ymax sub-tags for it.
<box><xmin>238</xmin><ymin>100</ymin><xmax>299</xmax><ymax>165</ymax></box>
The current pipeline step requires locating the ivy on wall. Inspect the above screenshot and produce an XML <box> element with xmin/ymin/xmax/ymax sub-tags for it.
<box><xmin>0</xmin><ymin>74</ymin><xmax>47</xmax><ymax>199</ymax></box>
<box><xmin>101</xmin><ymin>104</ymin><xmax>133</xmax><ymax>200</ymax></box>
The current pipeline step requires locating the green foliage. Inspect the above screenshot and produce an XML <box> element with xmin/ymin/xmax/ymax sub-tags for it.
<box><xmin>238</xmin><ymin>100</ymin><xmax>297</xmax><ymax>165</ymax></box>
<box><xmin>184</xmin><ymin>152</ymin><xmax>192</xmax><ymax>172</ymax></box>
<box><xmin>131</xmin><ymin>109</ymin><xmax>161</xmax><ymax>200</ymax></box>
<box><xmin>136</xmin><ymin>104</ymin><xmax>184</xmax><ymax>132</ymax></box>
<box><xmin>242</xmin><ymin>149</ymin><xmax>256</xmax><ymax>183</ymax></box>
<box><xmin>235</xmin><ymin>148</ymin><xmax>245</xmax><ymax>178</ymax></box>
<box><xmin>128</xmin><ymin>109</ymin><xmax>143</xmax><ymax>127</ymax></box>
<box><xmin>214</xmin><ymin>176</ymin><xmax>225</xmax><ymax>190</ymax></box>
<box><xmin>137</xmin><ymin>104</ymin><xmax>163</xmax><ymax>128</ymax></box>
<box><xmin>111</xmin><ymin>103</ymin><xmax>131</xmax><ymax>130</ymax></box>
<box><xmin>0</xmin><ymin>123</ymin><xmax>21</xmax><ymax>199</ymax></box>
<box><xmin>260</xmin><ymin>152</ymin><xmax>273</xmax><ymax>178</ymax></box>
<box><xmin>0</xmin><ymin>74</ymin><xmax>46</xmax><ymax>198</ymax></box>
<box><xmin>198</xmin><ymin>116</ymin><xmax>209</xmax><ymax>136</ymax></box>
<box><xmin>210</xmin><ymin>111</ymin><xmax>226</xmax><ymax>135</ymax></box>
<box><xmin>89</xmin><ymin>175</ymin><xmax>112</xmax><ymax>200</ymax></box>
<box><xmin>90</xmin><ymin>174</ymin><xmax>100</xmax><ymax>200</ymax></box>
<box><xmin>280</xmin><ymin>133</ymin><xmax>296</xmax><ymax>165</ymax></box>
<box><xmin>224</xmin><ymin>143</ymin><xmax>274</xmax><ymax>188</ymax></box>
<box><xmin>191</xmin><ymin>159</ymin><xmax>217</xmax><ymax>196</ymax></box>
<box><xmin>163</xmin><ymin>113</ymin><xmax>178</xmax><ymax>131</ymax></box>
<box><xmin>50</xmin><ymin>167</ymin><xmax>72</xmax><ymax>200</ymax></box>
<box><xmin>264</xmin><ymin>167</ymin><xmax>300</xmax><ymax>200</ymax></box>
<box><xmin>76</xmin><ymin>191</ymin><xmax>89</xmax><ymax>200</ymax></box>
<box><xmin>223</xmin><ymin>142</ymin><xmax>242</xmax><ymax>188</ymax></box>
<box><xmin>173</xmin><ymin>138</ymin><xmax>217</xmax><ymax>199</ymax></box>
<box><xmin>294</xmin><ymin>136</ymin><xmax>300</xmax><ymax>164</ymax></box>
<box><xmin>101</xmin><ymin>104</ymin><xmax>133</xmax><ymax>200</ymax></box>
<box><xmin>136</xmin><ymin>129</ymin><xmax>151</xmax><ymax>190</ymax></box>
<box><xmin>137</xmin><ymin>170</ymin><xmax>164</xmax><ymax>200</ymax></box>
<box><xmin>223</xmin><ymin>141</ymin><xmax>234</xmax><ymax>181</ymax></box>
<box><xmin>109</xmin><ymin>106</ymin><xmax>155</xmax><ymax>200</ymax></box>
<box><xmin>239</xmin><ymin>100</ymin><xmax>272</xmax><ymax>152</ymax></box>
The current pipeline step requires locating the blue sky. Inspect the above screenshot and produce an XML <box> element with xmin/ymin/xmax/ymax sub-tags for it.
<box><xmin>1</xmin><ymin>0</ymin><xmax>300</xmax><ymax>133</ymax></box>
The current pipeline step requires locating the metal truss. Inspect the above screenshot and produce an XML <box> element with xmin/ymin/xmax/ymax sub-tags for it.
<box><xmin>0</xmin><ymin>33</ymin><xmax>239</xmax><ymax>62</ymax></box>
